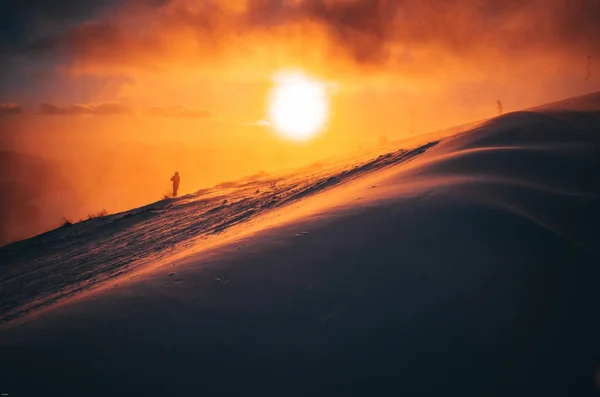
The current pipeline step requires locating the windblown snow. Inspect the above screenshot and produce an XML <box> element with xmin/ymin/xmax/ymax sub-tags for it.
<box><xmin>1</xmin><ymin>92</ymin><xmax>599</xmax><ymax>395</ymax></box>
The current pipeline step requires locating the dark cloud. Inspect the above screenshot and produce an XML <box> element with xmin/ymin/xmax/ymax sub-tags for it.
<box><xmin>293</xmin><ymin>0</ymin><xmax>600</xmax><ymax>63</ymax></box>
<box><xmin>239</xmin><ymin>0</ymin><xmax>402</xmax><ymax>63</ymax></box>
<box><xmin>146</xmin><ymin>105</ymin><xmax>213</xmax><ymax>118</ymax></box>
<box><xmin>12</xmin><ymin>1</ymin><xmax>600</xmax><ymax>70</ymax></box>
<box><xmin>0</xmin><ymin>103</ymin><xmax>22</xmax><ymax>115</ymax></box>
<box><xmin>0</xmin><ymin>0</ymin><xmax>120</xmax><ymax>46</ymax></box>
<box><xmin>0</xmin><ymin>0</ymin><xmax>170</xmax><ymax>42</ymax></box>
<box><xmin>2</xmin><ymin>0</ymin><xmax>600</xmax><ymax>91</ymax></box>
<box><xmin>39</xmin><ymin>101</ymin><xmax>131</xmax><ymax>115</ymax></box>
<box><xmin>22</xmin><ymin>21</ymin><xmax>116</xmax><ymax>53</ymax></box>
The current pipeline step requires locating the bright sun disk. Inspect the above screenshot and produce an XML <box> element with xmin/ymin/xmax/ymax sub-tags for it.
<box><xmin>268</xmin><ymin>71</ymin><xmax>329</xmax><ymax>141</ymax></box>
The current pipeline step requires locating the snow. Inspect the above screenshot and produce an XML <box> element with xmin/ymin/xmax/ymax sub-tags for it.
<box><xmin>1</xmin><ymin>93</ymin><xmax>599</xmax><ymax>395</ymax></box>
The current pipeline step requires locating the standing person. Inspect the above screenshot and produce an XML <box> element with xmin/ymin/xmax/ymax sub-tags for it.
<box><xmin>585</xmin><ymin>54</ymin><xmax>593</xmax><ymax>80</ymax></box>
<box><xmin>497</xmin><ymin>100</ymin><xmax>503</xmax><ymax>116</ymax></box>
<box><xmin>170</xmin><ymin>171</ymin><xmax>180</xmax><ymax>197</ymax></box>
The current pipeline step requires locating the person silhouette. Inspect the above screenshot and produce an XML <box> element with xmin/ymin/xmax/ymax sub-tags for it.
<box><xmin>497</xmin><ymin>100</ymin><xmax>503</xmax><ymax>116</ymax></box>
<box><xmin>170</xmin><ymin>172</ymin><xmax>180</xmax><ymax>197</ymax></box>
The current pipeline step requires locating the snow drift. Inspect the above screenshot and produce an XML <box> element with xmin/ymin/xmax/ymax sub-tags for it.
<box><xmin>1</xmin><ymin>92</ymin><xmax>599</xmax><ymax>395</ymax></box>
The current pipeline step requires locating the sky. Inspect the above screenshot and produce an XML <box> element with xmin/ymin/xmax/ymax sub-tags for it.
<box><xmin>1</xmin><ymin>0</ymin><xmax>600</xmax><ymax>244</ymax></box>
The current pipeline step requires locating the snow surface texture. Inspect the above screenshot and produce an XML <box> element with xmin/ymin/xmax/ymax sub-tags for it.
<box><xmin>0</xmin><ymin>140</ymin><xmax>437</xmax><ymax>323</ymax></box>
<box><xmin>1</xmin><ymin>92</ymin><xmax>599</xmax><ymax>395</ymax></box>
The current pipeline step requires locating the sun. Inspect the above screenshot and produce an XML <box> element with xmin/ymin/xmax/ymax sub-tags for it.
<box><xmin>268</xmin><ymin>71</ymin><xmax>329</xmax><ymax>141</ymax></box>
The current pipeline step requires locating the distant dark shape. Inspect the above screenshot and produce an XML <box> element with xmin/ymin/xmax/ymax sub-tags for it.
<box><xmin>170</xmin><ymin>171</ymin><xmax>180</xmax><ymax>197</ymax></box>
<box><xmin>585</xmin><ymin>54</ymin><xmax>593</xmax><ymax>80</ymax></box>
<box><xmin>497</xmin><ymin>100</ymin><xmax>503</xmax><ymax>116</ymax></box>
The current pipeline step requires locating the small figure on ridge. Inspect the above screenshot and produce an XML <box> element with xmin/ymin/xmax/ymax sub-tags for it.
<box><xmin>170</xmin><ymin>171</ymin><xmax>180</xmax><ymax>197</ymax></box>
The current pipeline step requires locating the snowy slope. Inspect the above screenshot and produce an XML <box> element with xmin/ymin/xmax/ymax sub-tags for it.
<box><xmin>0</xmin><ymin>140</ymin><xmax>437</xmax><ymax>323</ymax></box>
<box><xmin>1</xmin><ymin>93</ymin><xmax>599</xmax><ymax>395</ymax></box>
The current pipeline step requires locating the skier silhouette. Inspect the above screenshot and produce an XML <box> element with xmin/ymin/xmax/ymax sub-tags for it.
<box><xmin>170</xmin><ymin>172</ymin><xmax>180</xmax><ymax>197</ymax></box>
<box><xmin>497</xmin><ymin>100</ymin><xmax>503</xmax><ymax>116</ymax></box>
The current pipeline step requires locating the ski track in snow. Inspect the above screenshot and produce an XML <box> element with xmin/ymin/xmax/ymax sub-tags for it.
<box><xmin>0</xmin><ymin>141</ymin><xmax>437</xmax><ymax>323</ymax></box>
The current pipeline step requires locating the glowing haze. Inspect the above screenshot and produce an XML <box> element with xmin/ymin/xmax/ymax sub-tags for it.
<box><xmin>1</xmin><ymin>0</ymin><xmax>600</xmax><ymax>244</ymax></box>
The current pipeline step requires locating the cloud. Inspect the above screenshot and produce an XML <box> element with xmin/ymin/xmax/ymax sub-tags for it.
<box><xmin>38</xmin><ymin>101</ymin><xmax>131</xmax><ymax>115</ymax></box>
<box><xmin>3</xmin><ymin>0</ymin><xmax>600</xmax><ymax>112</ymax></box>
<box><xmin>11</xmin><ymin>0</ymin><xmax>600</xmax><ymax>79</ymax></box>
<box><xmin>0</xmin><ymin>103</ymin><xmax>22</xmax><ymax>115</ymax></box>
<box><xmin>0</xmin><ymin>0</ymin><xmax>118</xmax><ymax>45</ymax></box>
<box><xmin>247</xmin><ymin>119</ymin><xmax>270</xmax><ymax>127</ymax></box>
<box><xmin>146</xmin><ymin>105</ymin><xmax>213</xmax><ymax>118</ymax></box>
<box><xmin>227</xmin><ymin>116</ymin><xmax>271</xmax><ymax>126</ymax></box>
